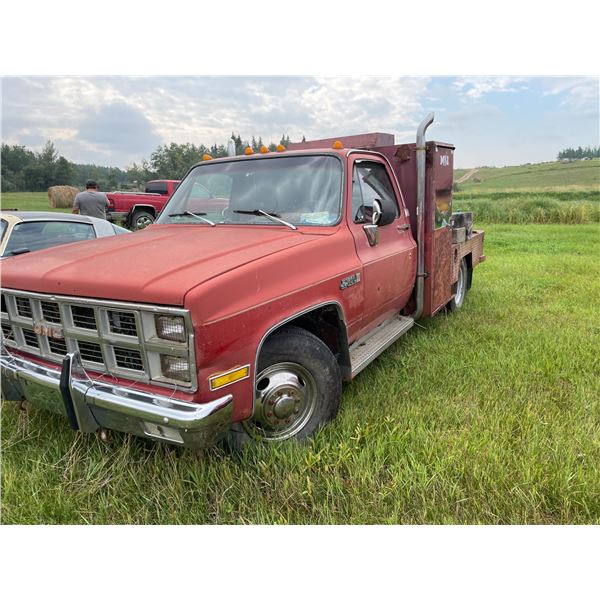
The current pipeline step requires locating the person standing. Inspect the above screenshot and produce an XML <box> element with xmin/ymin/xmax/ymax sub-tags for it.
<box><xmin>72</xmin><ymin>180</ymin><xmax>109</xmax><ymax>219</ymax></box>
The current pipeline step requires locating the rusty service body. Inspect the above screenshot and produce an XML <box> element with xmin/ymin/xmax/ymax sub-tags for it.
<box><xmin>1</xmin><ymin>115</ymin><xmax>485</xmax><ymax>449</ymax></box>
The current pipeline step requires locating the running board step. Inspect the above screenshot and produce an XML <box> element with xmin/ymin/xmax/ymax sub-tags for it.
<box><xmin>349</xmin><ymin>315</ymin><xmax>414</xmax><ymax>377</ymax></box>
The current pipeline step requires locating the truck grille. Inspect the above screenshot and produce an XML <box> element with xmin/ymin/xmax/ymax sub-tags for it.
<box><xmin>0</xmin><ymin>289</ymin><xmax>196</xmax><ymax>390</ymax></box>
<box><xmin>16</xmin><ymin>297</ymin><xmax>33</xmax><ymax>319</ymax></box>
<box><xmin>71</xmin><ymin>305</ymin><xmax>97</xmax><ymax>329</ymax></box>
<box><xmin>1</xmin><ymin>323</ymin><xmax>14</xmax><ymax>341</ymax></box>
<box><xmin>48</xmin><ymin>337</ymin><xmax>68</xmax><ymax>356</ymax></box>
<box><xmin>108</xmin><ymin>310</ymin><xmax>137</xmax><ymax>337</ymax></box>
<box><xmin>77</xmin><ymin>340</ymin><xmax>103</xmax><ymax>364</ymax></box>
<box><xmin>22</xmin><ymin>328</ymin><xmax>39</xmax><ymax>348</ymax></box>
<box><xmin>114</xmin><ymin>347</ymin><xmax>144</xmax><ymax>371</ymax></box>
<box><xmin>41</xmin><ymin>301</ymin><xmax>61</xmax><ymax>323</ymax></box>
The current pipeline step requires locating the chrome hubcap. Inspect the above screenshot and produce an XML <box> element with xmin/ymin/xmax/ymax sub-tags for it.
<box><xmin>136</xmin><ymin>216</ymin><xmax>153</xmax><ymax>228</ymax></box>
<box><xmin>243</xmin><ymin>362</ymin><xmax>317</xmax><ymax>441</ymax></box>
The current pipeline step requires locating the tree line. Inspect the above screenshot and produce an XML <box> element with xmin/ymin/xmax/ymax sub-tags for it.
<box><xmin>1</xmin><ymin>133</ymin><xmax>297</xmax><ymax>193</ymax></box>
<box><xmin>1</xmin><ymin>141</ymin><xmax>128</xmax><ymax>193</ymax></box>
<box><xmin>557</xmin><ymin>146</ymin><xmax>600</xmax><ymax>160</ymax></box>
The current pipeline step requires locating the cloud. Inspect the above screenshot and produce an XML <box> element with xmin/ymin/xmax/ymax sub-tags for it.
<box><xmin>540</xmin><ymin>76</ymin><xmax>599</xmax><ymax>109</ymax></box>
<box><xmin>1</xmin><ymin>76</ymin><xmax>430</xmax><ymax>166</ymax></box>
<box><xmin>453</xmin><ymin>76</ymin><xmax>527</xmax><ymax>100</ymax></box>
<box><xmin>77</xmin><ymin>103</ymin><xmax>161</xmax><ymax>156</ymax></box>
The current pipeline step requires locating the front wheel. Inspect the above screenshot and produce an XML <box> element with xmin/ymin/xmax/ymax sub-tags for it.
<box><xmin>227</xmin><ymin>326</ymin><xmax>342</xmax><ymax>449</ymax></box>
<box><xmin>447</xmin><ymin>258</ymin><xmax>468</xmax><ymax>311</ymax></box>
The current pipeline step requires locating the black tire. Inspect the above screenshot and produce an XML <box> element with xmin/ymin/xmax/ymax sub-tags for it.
<box><xmin>227</xmin><ymin>326</ymin><xmax>342</xmax><ymax>450</ymax></box>
<box><xmin>447</xmin><ymin>258</ymin><xmax>468</xmax><ymax>311</ymax></box>
<box><xmin>130</xmin><ymin>210</ymin><xmax>155</xmax><ymax>230</ymax></box>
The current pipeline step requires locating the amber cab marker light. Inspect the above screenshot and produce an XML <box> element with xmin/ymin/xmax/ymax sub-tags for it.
<box><xmin>259</xmin><ymin>145</ymin><xmax>269</xmax><ymax>154</ymax></box>
<box><xmin>244</xmin><ymin>147</ymin><xmax>254</xmax><ymax>155</ymax></box>
<box><xmin>202</xmin><ymin>153</ymin><xmax>212</xmax><ymax>161</ymax></box>
<box><xmin>276</xmin><ymin>144</ymin><xmax>286</xmax><ymax>152</ymax></box>
<box><xmin>332</xmin><ymin>140</ymin><xmax>344</xmax><ymax>149</ymax></box>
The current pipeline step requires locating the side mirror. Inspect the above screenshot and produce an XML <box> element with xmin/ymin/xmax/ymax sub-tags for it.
<box><xmin>363</xmin><ymin>198</ymin><xmax>395</xmax><ymax>226</ymax></box>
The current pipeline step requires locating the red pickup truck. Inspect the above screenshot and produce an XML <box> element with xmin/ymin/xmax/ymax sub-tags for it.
<box><xmin>1</xmin><ymin>114</ymin><xmax>485</xmax><ymax>450</ymax></box>
<box><xmin>106</xmin><ymin>180</ymin><xmax>180</xmax><ymax>229</ymax></box>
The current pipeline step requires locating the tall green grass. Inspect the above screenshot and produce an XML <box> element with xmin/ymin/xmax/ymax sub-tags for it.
<box><xmin>454</xmin><ymin>191</ymin><xmax>600</xmax><ymax>224</ymax></box>
<box><xmin>2</xmin><ymin>224</ymin><xmax>599</xmax><ymax>524</ymax></box>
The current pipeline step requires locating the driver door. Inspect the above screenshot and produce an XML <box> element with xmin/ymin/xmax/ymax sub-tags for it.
<box><xmin>348</xmin><ymin>157</ymin><xmax>416</xmax><ymax>329</ymax></box>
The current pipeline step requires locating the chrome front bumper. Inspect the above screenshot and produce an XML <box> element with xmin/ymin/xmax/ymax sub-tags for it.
<box><xmin>1</xmin><ymin>350</ymin><xmax>233</xmax><ymax>448</ymax></box>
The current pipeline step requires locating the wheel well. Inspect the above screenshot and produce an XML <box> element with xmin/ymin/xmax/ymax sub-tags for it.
<box><xmin>262</xmin><ymin>305</ymin><xmax>351</xmax><ymax>381</ymax></box>
<box><xmin>127</xmin><ymin>206</ymin><xmax>156</xmax><ymax>227</ymax></box>
<box><xmin>131</xmin><ymin>205</ymin><xmax>156</xmax><ymax>217</ymax></box>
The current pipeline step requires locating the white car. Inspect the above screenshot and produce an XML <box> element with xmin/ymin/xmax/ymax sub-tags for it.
<box><xmin>0</xmin><ymin>211</ymin><xmax>130</xmax><ymax>258</ymax></box>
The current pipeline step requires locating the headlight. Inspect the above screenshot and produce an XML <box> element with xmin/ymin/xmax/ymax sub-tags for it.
<box><xmin>160</xmin><ymin>354</ymin><xmax>191</xmax><ymax>382</ymax></box>
<box><xmin>155</xmin><ymin>314</ymin><xmax>186</xmax><ymax>342</ymax></box>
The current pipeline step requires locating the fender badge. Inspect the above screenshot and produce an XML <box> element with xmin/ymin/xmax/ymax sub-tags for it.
<box><xmin>340</xmin><ymin>272</ymin><xmax>361</xmax><ymax>290</ymax></box>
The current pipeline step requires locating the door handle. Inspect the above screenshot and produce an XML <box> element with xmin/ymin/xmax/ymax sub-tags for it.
<box><xmin>397</xmin><ymin>224</ymin><xmax>410</xmax><ymax>231</ymax></box>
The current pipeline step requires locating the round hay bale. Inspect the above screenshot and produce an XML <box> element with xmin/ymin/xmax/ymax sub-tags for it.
<box><xmin>48</xmin><ymin>185</ymin><xmax>79</xmax><ymax>208</ymax></box>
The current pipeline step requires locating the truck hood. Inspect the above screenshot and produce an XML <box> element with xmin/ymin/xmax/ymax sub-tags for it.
<box><xmin>0</xmin><ymin>224</ymin><xmax>331</xmax><ymax>305</ymax></box>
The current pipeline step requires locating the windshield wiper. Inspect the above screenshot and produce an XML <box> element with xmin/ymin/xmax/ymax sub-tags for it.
<box><xmin>7</xmin><ymin>247</ymin><xmax>30</xmax><ymax>256</ymax></box>
<box><xmin>233</xmin><ymin>209</ymin><xmax>297</xmax><ymax>230</ymax></box>
<box><xmin>168</xmin><ymin>211</ymin><xmax>215</xmax><ymax>227</ymax></box>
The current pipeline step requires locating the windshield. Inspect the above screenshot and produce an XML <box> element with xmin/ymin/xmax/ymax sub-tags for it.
<box><xmin>2</xmin><ymin>221</ymin><xmax>95</xmax><ymax>256</ymax></box>
<box><xmin>156</xmin><ymin>155</ymin><xmax>342</xmax><ymax>227</ymax></box>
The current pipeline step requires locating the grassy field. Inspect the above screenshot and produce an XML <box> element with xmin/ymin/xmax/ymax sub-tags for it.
<box><xmin>454</xmin><ymin>158</ymin><xmax>600</xmax><ymax>191</ymax></box>
<box><xmin>2</xmin><ymin>223</ymin><xmax>599</xmax><ymax>524</ymax></box>
<box><xmin>452</xmin><ymin>159</ymin><xmax>600</xmax><ymax>224</ymax></box>
<box><xmin>1</xmin><ymin>192</ymin><xmax>71</xmax><ymax>213</ymax></box>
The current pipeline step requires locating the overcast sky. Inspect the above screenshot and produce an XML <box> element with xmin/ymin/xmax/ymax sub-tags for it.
<box><xmin>1</xmin><ymin>76</ymin><xmax>598</xmax><ymax>169</ymax></box>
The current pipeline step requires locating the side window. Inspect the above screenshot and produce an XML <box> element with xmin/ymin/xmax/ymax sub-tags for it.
<box><xmin>352</xmin><ymin>161</ymin><xmax>398</xmax><ymax>223</ymax></box>
<box><xmin>146</xmin><ymin>182</ymin><xmax>168</xmax><ymax>195</ymax></box>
